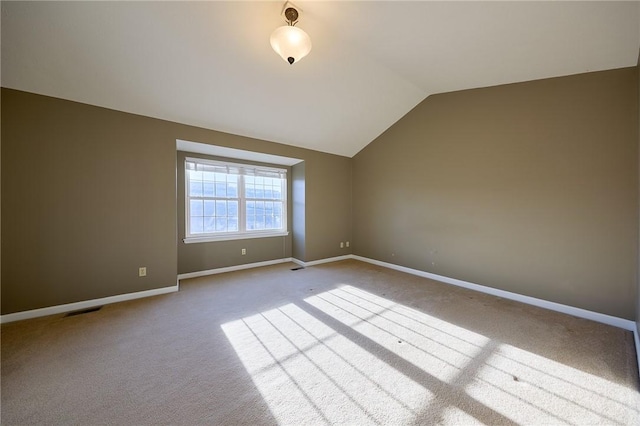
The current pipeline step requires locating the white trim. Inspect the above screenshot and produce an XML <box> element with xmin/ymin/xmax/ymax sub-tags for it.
<box><xmin>8</xmin><ymin>252</ymin><xmax>635</xmax><ymax>377</ymax></box>
<box><xmin>183</xmin><ymin>231</ymin><xmax>289</xmax><ymax>244</ymax></box>
<box><xmin>351</xmin><ymin>255</ymin><xmax>636</xmax><ymax>331</ymax></box>
<box><xmin>185</xmin><ymin>156</ymin><xmax>289</xmax><ymax>176</ymax></box>
<box><xmin>353</xmin><ymin>252</ymin><xmax>640</xmax><ymax>377</ymax></box>
<box><xmin>0</xmin><ymin>284</ymin><xmax>179</xmax><ymax>324</ymax></box>
<box><xmin>291</xmin><ymin>258</ymin><xmax>305</xmax><ymax>267</ymax></box>
<box><xmin>178</xmin><ymin>258</ymin><xmax>293</xmax><ymax>280</ymax></box>
<box><xmin>213</xmin><ymin>252</ymin><xmax>640</xmax><ymax>377</ymax></box>
<box><xmin>292</xmin><ymin>255</ymin><xmax>353</xmax><ymax>268</ymax></box>
<box><xmin>177</xmin><ymin>255</ymin><xmax>350</xmax><ymax>279</ymax></box>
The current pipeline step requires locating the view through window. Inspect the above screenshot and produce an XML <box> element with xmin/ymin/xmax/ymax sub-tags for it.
<box><xmin>185</xmin><ymin>157</ymin><xmax>287</xmax><ymax>241</ymax></box>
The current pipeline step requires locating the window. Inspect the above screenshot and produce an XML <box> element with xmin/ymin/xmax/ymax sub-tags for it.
<box><xmin>184</xmin><ymin>157</ymin><xmax>288</xmax><ymax>243</ymax></box>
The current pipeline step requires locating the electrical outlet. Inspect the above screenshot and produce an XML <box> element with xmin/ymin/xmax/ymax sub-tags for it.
<box><xmin>241</xmin><ymin>248</ymin><xmax>246</xmax><ymax>255</ymax></box>
<box><xmin>346</xmin><ymin>241</ymin><xmax>350</xmax><ymax>248</ymax></box>
<box><xmin>138</xmin><ymin>267</ymin><xmax>147</xmax><ymax>277</ymax></box>
<box><xmin>340</xmin><ymin>242</ymin><xmax>344</xmax><ymax>248</ymax></box>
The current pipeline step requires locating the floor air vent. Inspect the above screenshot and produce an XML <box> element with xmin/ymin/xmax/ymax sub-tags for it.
<box><xmin>65</xmin><ymin>306</ymin><xmax>102</xmax><ymax>317</ymax></box>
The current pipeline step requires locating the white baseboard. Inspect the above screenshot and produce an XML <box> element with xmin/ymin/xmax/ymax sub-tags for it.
<box><xmin>178</xmin><ymin>253</ymin><xmax>640</xmax><ymax>380</ymax></box>
<box><xmin>176</xmin><ymin>255</ymin><xmax>351</xmax><ymax>278</ymax></box>
<box><xmin>293</xmin><ymin>251</ymin><xmax>638</xmax><ymax>332</ymax></box>
<box><xmin>350</xmin><ymin>255</ymin><xmax>639</xmax><ymax>379</ymax></box>
<box><xmin>177</xmin><ymin>254</ymin><xmax>345</xmax><ymax>274</ymax></box>
<box><xmin>3</xmin><ymin>253</ymin><xmax>638</xmax><ymax>378</ymax></box>
<box><xmin>6</xmin><ymin>254</ymin><xmax>631</xmax><ymax>335</ymax></box>
<box><xmin>292</xmin><ymin>255</ymin><xmax>353</xmax><ymax>268</ymax></box>
<box><xmin>351</xmin><ymin>255</ymin><xmax>636</xmax><ymax>331</ymax></box>
<box><xmin>0</xmin><ymin>284</ymin><xmax>179</xmax><ymax>324</ymax></box>
<box><xmin>178</xmin><ymin>257</ymin><xmax>293</xmax><ymax>280</ymax></box>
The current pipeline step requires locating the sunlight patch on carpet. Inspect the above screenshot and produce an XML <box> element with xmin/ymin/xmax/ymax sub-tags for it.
<box><xmin>221</xmin><ymin>285</ymin><xmax>639</xmax><ymax>425</ymax></box>
<box><xmin>222</xmin><ymin>302</ymin><xmax>432</xmax><ymax>424</ymax></box>
<box><xmin>466</xmin><ymin>343</ymin><xmax>640</xmax><ymax>424</ymax></box>
<box><xmin>304</xmin><ymin>285</ymin><xmax>489</xmax><ymax>383</ymax></box>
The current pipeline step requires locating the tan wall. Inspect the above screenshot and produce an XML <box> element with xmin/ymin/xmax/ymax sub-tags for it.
<box><xmin>1</xmin><ymin>89</ymin><xmax>178</xmax><ymax>314</ymax></box>
<box><xmin>353</xmin><ymin>68</ymin><xmax>638</xmax><ymax>319</ymax></box>
<box><xmin>304</xmin><ymin>154</ymin><xmax>352</xmax><ymax>260</ymax></box>
<box><xmin>3</xmin><ymin>66</ymin><xmax>635</xmax><ymax>319</ymax></box>
<box><xmin>1</xmin><ymin>88</ymin><xmax>352</xmax><ymax>314</ymax></box>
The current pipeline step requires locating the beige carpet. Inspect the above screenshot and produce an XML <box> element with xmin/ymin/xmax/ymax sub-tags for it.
<box><xmin>2</xmin><ymin>259</ymin><xmax>639</xmax><ymax>425</ymax></box>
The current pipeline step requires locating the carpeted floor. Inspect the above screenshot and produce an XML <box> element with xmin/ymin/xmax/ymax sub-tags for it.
<box><xmin>2</xmin><ymin>259</ymin><xmax>639</xmax><ymax>425</ymax></box>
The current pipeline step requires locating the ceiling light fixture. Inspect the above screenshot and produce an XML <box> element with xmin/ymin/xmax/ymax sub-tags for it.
<box><xmin>270</xmin><ymin>4</ymin><xmax>312</xmax><ymax>65</ymax></box>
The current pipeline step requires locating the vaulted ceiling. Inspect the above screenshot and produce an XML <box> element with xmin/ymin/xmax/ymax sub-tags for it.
<box><xmin>2</xmin><ymin>1</ymin><xmax>639</xmax><ymax>157</ymax></box>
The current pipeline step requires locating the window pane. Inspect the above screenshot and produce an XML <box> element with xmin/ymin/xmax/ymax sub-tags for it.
<box><xmin>204</xmin><ymin>217</ymin><xmax>216</xmax><ymax>233</ymax></box>
<box><xmin>255</xmin><ymin>201</ymin><xmax>265</xmax><ymax>216</ymax></box>
<box><xmin>265</xmin><ymin>215</ymin><xmax>274</xmax><ymax>229</ymax></box>
<box><xmin>203</xmin><ymin>171</ymin><xmax>215</xmax><ymax>181</ymax></box>
<box><xmin>274</xmin><ymin>203</ymin><xmax>282</xmax><ymax>215</ymax></box>
<box><xmin>189</xmin><ymin>171</ymin><xmax>202</xmax><ymax>181</ymax></box>
<box><xmin>215</xmin><ymin>172</ymin><xmax>227</xmax><ymax>182</ymax></box>
<box><xmin>227</xmin><ymin>183</ymin><xmax>238</xmax><ymax>198</ymax></box>
<box><xmin>190</xmin><ymin>217</ymin><xmax>204</xmax><ymax>234</ymax></box>
<box><xmin>215</xmin><ymin>182</ymin><xmax>227</xmax><ymax>197</ymax></box>
<box><xmin>216</xmin><ymin>217</ymin><xmax>227</xmax><ymax>232</ymax></box>
<box><xmin>228</xmin><ymin>218</ymin><xmax>238</xmax><ymax>232</ymax></box>
<box><xmin>265</xmin><ymin>202</ymin><xmax>273</xmax><ymax>214</ymax></box>
<box><xmin>216</xmin><ymin>200</ymin><xmax>227</xmax><ymax>216</ymax></box>
<box><xmin>203</xmin><ymin>182</ymin><xmax>215</xmax><ymax>197</ymax></box>
<box><xmin>265</xmin><ymin>187</ymin><xmax>274</xmax><ymax>199</ymax></box>
<box><xmin>255</xmin><ymin>186</ymin><xmax>265</xmax><ymax>199</ymax></box>
<box><xmin>228</xmin><ymin>201</ymin><xmax>238</xmax><ymax>217</ymax></box>
<box><xmin>246</xmin><ymin>184</ymin><xmax>255</xmax><ymax>198</ymax></box>
<box><xmin>274</xmin><ymin>215</ymin><xmax>282</xmax><ymax>228</ymax></box>
<box><xmin>255</xmin><ymin>176</ymin><xmax>264</xmax><ymax>185</ymax></box>
<box><xmin>248</xmin><ymin>215</ymin><xmax>265</xmax><ymax>230</ymax></box>
<box><xmin>203</xmin><ymin>200</ymin><xmax>215</xmax><ymax>216</ymax></box>
<box><xmin>247</xmin><ymin>201</ymin><xmax>255</xmax><ymax>216</ymax></box>
<box><xmin>246</xmin><ymin>215</ymin><xmax>255</xmax><ymax>230</ymax></box>
<box><xmin>189</xmin><ymin>181</ymin><xmax>203</xmax><ymax>197</ymax></box>
<box><xmin>190</xmin><ymin>200</ymin><xmax>203</xmax><ymax>216</ymax></box>
<box><xmin>245</xmin><ymin>175</ymin><xmax>255</xmax><ymax>184</ymax></box>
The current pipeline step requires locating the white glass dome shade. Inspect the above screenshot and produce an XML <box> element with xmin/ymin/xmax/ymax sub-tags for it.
<box><xmin>270</xmin><ymin>25</ymin><xmax>312</xmax><ymax>65</ymax></box>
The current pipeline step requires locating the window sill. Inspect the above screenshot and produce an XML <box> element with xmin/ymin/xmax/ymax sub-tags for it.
<box><xmin>183</xmin><ymin>231</ymin><xmax>289</xmax><ymax>244</ymax></box>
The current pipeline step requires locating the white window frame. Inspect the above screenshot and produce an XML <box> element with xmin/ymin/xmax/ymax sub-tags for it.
<box><xmin>184</xmin><ymin>157</ymin><xmax>288</xmax><ymax>244</ymax></box>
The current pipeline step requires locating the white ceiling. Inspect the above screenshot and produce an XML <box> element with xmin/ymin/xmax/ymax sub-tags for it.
<box><xmin>2</xmin><ymin>1</ymin><xmax>639</xmax><ymax>157</ymax></box>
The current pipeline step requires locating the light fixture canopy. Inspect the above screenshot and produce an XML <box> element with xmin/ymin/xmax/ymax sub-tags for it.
<box><xmin>270</xmin><ymin>5</ymin><xmax>312</xmax><ymax>65</ymax></box>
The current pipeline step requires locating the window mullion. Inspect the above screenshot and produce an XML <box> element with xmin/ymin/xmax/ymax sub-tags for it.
<box><xmin>186</xmin><ymin>176</ymin><xmax>191</xmax><ymax>236</ymax></box>
<box><xmin>239</xmin><ymin>174</ymin><xmax>246</xmax><ymax>232</ymax></box>
<box><xmin>282</xmin><ymin>179</ymin><xmax>287</xmax><ymax>229</ymax></box>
